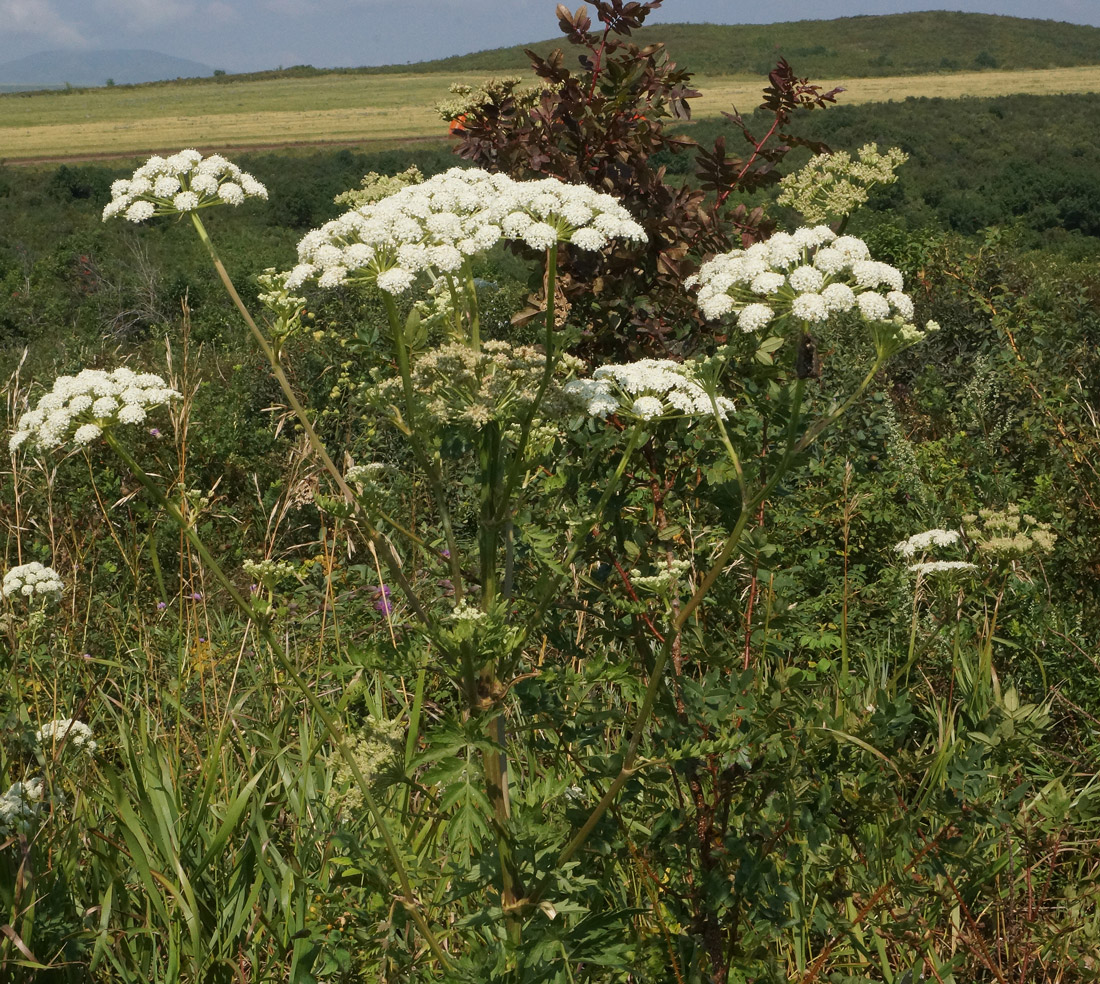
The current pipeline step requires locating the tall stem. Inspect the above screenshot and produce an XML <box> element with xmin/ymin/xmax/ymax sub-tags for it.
<box><xmin>105</xmin><ymin>434</ymin><xmax>455</xmax><ymax>972</ymax></box>
<box><xmin>187</xmin><ymin>214</ymin><xmax>430</xmax><ymax>624</ymax></box>
<box><xmin>382</xmin><ymin>292</ymin><xmax>464</xmax><ymax>597</ymax></box>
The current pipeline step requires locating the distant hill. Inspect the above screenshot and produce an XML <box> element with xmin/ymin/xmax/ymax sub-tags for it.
<box><xmin>355</xmin><ymin>11</ymin><xmax>1100</xmax><ymax>78</ymax></box>
<box><xmin>0</xmin><ymin>50</ymin><xmax>216</xmax><ymax>89</ymax></box>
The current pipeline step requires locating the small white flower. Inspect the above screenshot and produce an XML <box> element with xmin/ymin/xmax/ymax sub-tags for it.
<box><xmin>2</xmin><ymin>562</ymin><xmax>63</xmax><ymax>601</ymax></box>
<box><xmin>631</xmin><ymin>396</ymin><xmax>665</xmax><ymax>420</ymax></box>
<box><xmin>788</xmin><ymin>266</ymin><xmax>825</xmax><ymax>293</ymax></box>
<box><xmin>791</xmin><ymin>292</ymin><xmax>828</xmax><ymax>322</ymax></box>
<box><xmin>736</xmin><ymin>303</ymin><xmax>774</xmax><ymax>332</ymax></box>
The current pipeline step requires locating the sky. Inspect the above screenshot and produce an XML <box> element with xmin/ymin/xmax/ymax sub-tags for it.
<box><xmin>2</xmin><ymin>0</ymin><xmax>1100</xmax><ymax>73</ymax></box>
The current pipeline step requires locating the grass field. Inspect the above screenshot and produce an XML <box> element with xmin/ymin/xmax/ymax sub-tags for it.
<box><xmin>5</xmin><ymin>65</ymin><xmax>1100</xmax><ymax>163</ymax></box>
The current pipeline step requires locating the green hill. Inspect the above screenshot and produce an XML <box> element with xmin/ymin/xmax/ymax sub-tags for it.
<box><xmin>360</xmin><ymin>11</ymin><xmax>1100</xmax><ymax>78</ymax></box>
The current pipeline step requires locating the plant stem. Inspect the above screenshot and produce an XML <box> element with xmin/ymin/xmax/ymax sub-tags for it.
<box><xmin>187</xmin><ymin>213</ymin><xmax>430</xmax><ymax>624</ymax></box>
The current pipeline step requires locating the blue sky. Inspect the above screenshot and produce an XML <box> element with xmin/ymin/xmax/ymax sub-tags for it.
<box><xmin>2</xmin><ymin>0</ymin><xmax>1098</xmax><ymax>72</ymax></box>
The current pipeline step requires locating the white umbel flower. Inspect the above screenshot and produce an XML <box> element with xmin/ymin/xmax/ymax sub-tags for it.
<box><xmin>2</xmin><ymin>562</ymin><xmax>63</xmax><ymax>601</ymax></box>
<box><xmin>287</xmin><ymin>167</ymin><xmax>645</xmax><ymax>296</ymax></box>
<box><xmin>10</xmin><ymin>367</ymin><xmax>179</xmax><ymax>452</ymax></box>
<box><xmin>36</xmin><ymin>718</ymin><xmax>97</xmax><ymax>755</ymax></box>
<box><xmin>103</xmin><ymin>149</ymin><xmax>267</xmax><ymax>222</ymax></box>
<box><xmin>689</xmin><ymin>226</ymin><xmax>932</xmax><ymax>351</ymax></box>
<box><xmin>564</xmin><ymin>358</ymin><xmax>734</xmax><ymax>422</ymax></box>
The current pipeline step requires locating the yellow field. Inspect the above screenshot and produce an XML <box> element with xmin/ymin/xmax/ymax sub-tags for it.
<box><xmin>3</xmin><ymin>65</ymin><xmax>1100</xmax><ymax>163</ymax></box>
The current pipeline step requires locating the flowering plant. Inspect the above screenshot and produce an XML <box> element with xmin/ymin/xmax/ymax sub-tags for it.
<box><xmin>102</xmin><ymin>149</ymin><xmax>267</xmax><ymax>222</ymax></box>
<box><xmin>1</xmin><ymin>562</ymin><xmax>63</xmax><ymax>601</ymax></box>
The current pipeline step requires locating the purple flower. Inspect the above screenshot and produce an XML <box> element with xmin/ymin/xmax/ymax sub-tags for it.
<box><xmin>156</xmin><ymin>601</ymin><xmax>167</xmax><ymax>610</ymax></box>
<box><xmin>149</xmin><ymin>428</ymin><xmax>162</xmax><ymax>438</ymax></box>
<box><xmin>368</xmin><ymin>584</ymin><xmax>393</xmax><ymax>615</ymax></box>
<box><xmin>191</xmin><ymin>591</ymin><xmax>202</xmax><ymax>601</ymax></box>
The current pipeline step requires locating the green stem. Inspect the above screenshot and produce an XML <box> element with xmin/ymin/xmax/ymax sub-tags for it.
<box><xmin>532</xmin><ymin>381</ymin><xmax>811</xmax><ymax>904</ymax></box>
<box><xmin>106</xmin><ymin>433</ymin><xmax>455</xmax><ymax>973</ymax></box>
<box><xmin>461</xmin><ymin>259</ymin><xmax>481</xmax><ymax>350</ymax></box>
<box><xmin>381</xmin><ymin>292</ymin><xmax>464</xmax><ymax>598</ymax></box>
<box><xmin>187</xmin><ymin>214</ymin><xmax>430</xmax><ymax>625</ymax></box>
<box><xmin>495</xmin><ymin>244</ymin><xmax>559</xmax><ymax>519</ymax></box>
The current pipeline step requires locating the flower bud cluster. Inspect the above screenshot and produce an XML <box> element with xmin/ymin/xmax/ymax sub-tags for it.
<box><xmin>688</xmin><ymin>226</ymin><xmax>926</xmax><ymax>344</ymax></box>
<box><xmin>2</xmin><ymin>562</ymin><xmax>63</xmax><ymax>601</ymax></box>
<box><xmin>36</xmin><ymin>718</ymin><xmax>97</xmax><ymax>755</ymax></box>
<box><xmin>284</xmin><ymin>167</ymin><xmax>646</xmax><ymax>295</ymax></box>
<box><xmin>9</xmin><ymin>367</ymin><xmax>180</xmax><ymax>451</ymax></box>
<box><xmin>563</xmin><ymin>358</ymin><xmax>735</xmax><ymax>422</ymax></box>
<box><xmin>963</xmin><ymin>505</ymin><xmax>1056</xmax><ymax>561</ymax></box>
<box><xmin>778</xmin><ymin>143</ymin><xmax>908</xmax><ymax>224</ymax></box>
<box><xmin>102</xmin><ymin>149</ymin><xmax>268</xmax><ymax>222</ymax></box>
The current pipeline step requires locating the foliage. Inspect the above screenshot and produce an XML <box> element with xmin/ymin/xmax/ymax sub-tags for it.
<box><xmin>1</xmin><ymin>13</ymin><xmax>1099</xmax><ymax>984</ymax></box>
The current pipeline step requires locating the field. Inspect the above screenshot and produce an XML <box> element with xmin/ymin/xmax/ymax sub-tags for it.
<box><xmin>6</xmin><ymin>64</ymin><xmax>1100</xmax><ymax>162</ymax></box>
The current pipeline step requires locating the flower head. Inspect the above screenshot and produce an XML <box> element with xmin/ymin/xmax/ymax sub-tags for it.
<box><xmin>36</xmin><ymin>718</ymin><xmax>97</xmax><ymax>755</ymax></box>
<box><xmin>564</xmin><ymin>358</ymin><xmax>734</xmax><ymax>422</ymax></box>
<box><xmin>9</xmin><ymin>367</ymin><xmax>179</xmax><ymax>452</ymax></box>
<box><xmin>286</xmin><ymin>167</ymin><xmax>645</xmax><ymax>296</ymax></box>
<box><xmin>2</xmin><ymin>562</ymin><xmax>63</xmax><ymax>602</ymax></box>
<box><xmin>103</xmin><ymin>150</ymin><xmax>267</xmax><ymax>222</ymax></box>
<box><xmin>689</xmin><ymin>226</ymin><xmax>933</xmax><ymax>353</ymax></box>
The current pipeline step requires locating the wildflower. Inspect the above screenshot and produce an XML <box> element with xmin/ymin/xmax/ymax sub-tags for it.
<box><xmin>285</xmin><ymin>167</ymin><xmax>645</xmax><ymax>296</ymax></box>
<box><xmin>35</xmin><ymin>718</ymin><xmax>97</xmax><ymax>755</ymax></box>
<box><xmin>690</xmin><ymin>226</ymin><xmax>934</xmax><ymax>353</ymax></box>
<box><xmin>0</xmin><ymin>779</ymin><xmax>45</xmax><ymax>836</ymax></box>
<box><xmin>1</xmin><ymin>563</ymin><xmax>63</xmax><ymax>601</ymax></box>
<box><xmin>778</xmin><ymin>143</ymin><xmax>908</xmax><ymax>224</ymax></box>
<box><xmin>9</xmin><ymin>367</ymin><xmax>179</xmax><ymax>452</ymax></box>
<box><xmin>908</xmin><ymin>560</ymin><xmax>978</xmax><ymax>576</ymax></box>
<box><xmin>964</xmin><ymin>505</ymin><xmax>1057</xmax><ymax>562</ymax></box>
<box><xmin>102</xmin><ymin>149</ymin><xmax>267</xmax><ymax>222</ymax></box>
<box><xmin>563</xmin><ymin>358</ymin><xmax>734</xmax><ymax>422</ymax></box>
<box><xmin>368</xmin><ymin>585</ymin><xmax>393</xmax><ymax>615</ymax></box>
<box><xmin>894</xmin><ymin>529</ymin><xmax>960</xmax><ymax>559</ymax></box>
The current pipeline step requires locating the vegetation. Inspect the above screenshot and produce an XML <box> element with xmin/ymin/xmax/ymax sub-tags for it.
<box><xmin>1</xmin><ymin>3</ymin><xmax>1099</xmax><ymax>982</ymax></box>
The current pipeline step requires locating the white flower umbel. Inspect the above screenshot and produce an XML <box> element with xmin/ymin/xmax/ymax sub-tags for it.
<box><xmin>36</xmin><ymin>718</ymin><xmax>97</xmax><ymax>755</ymax></box>
<box><xmin>286</xmin><ymin>167</ymin><xmax>646</xmax><ymax>295</ymax></box>
<box><xmin>102</xmin><ymin>150</ymin><xmax>268</xmax><ymax>222</ymax></box>
<box><xmin>1</xmin><ymin>562</ymin><xmax>63</xmax><ymax>601</ymax></box>
<box><xmin>908</xmin><ymin>560</ymin><xmax>978</xmax><ymax>576</ymax></box>
<box><xmin>9</xmin><ymin>367</ymin><xmax>180</xmax><ymax>452</ymax></box>
<box><xmin>563</xmin><ymin>358</ymin><xmax>735</xmax><ymax>422</ymax></box>
<box><xmin>689</xmin><ymin>226</ymin><xmax>933</xmax><ymax>351</ymax></box>
<box><xmin>0</xmin><ymin>779</ymin><xmax>45</xmax><ymax>836</ymax></box>
<box><xmin>894</xmin><ymin>529</ymin><xmax>960</xmax><ymax>560</ymax></box>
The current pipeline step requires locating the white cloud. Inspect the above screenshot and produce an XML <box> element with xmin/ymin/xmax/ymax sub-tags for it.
<box><xmin>0</xmin><ymin>0</ymin><xmax>89</xmax><ymax>45</ymax></box>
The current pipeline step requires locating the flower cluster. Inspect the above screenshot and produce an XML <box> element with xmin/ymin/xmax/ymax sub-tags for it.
<box><xmin>895</xmin><ymin>528</ymin><xmax>976</xmax><ymax>577</ymax></box>
<box><xmin>2</xmin><ymin>563</ymin><xmax>63</xmax><ymax>601</ymax></box>
<box><xmin>563</xmin><ymin>358</ymin><xmax>735</xmax><ymax>422</ymax></box>
<box><xmin>9</xmin><ymin>367</ymin><xmax>180</xmax><ymax>451</ymax></box>
<box><xmin>284</xmin><ymin>167</ymin><xmax>646</xmax><ymax>295</ymax></box>
<box><xmin>102</xmin><ymin>149</ymin><xmax>268</xmax><ymax>222</ymax></box>
<box><xmin>777</xmin><ymin>143</ymin><xmax>909</xmax><ymax>224</ymax></box>
<box><xmin>368</xmin><ymin>340</ymin><xmax>580</xmax><ymax>429</ymax></box>
<box><xmin>0</xmin><ymin>779</ymin><xmax>44</xmax><ymax>836</ymax></box>
<box><xmin>963</xmin><ymin>505</ymin><xmax>1056</xmax><ymax>561</ymax></box>
<box><xmin>36</xmin><ymin>718</ymin><xmax>97</xmax><ymax>755</ymax></box>
<box><xmin>688</xmin><ymin>226</ymin><xmax>926</xmax><ymax>343</ymax></box>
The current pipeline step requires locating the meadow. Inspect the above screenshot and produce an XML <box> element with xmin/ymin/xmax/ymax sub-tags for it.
<box><xmin>4</xmin><ymin>62</ymin><xmax>1100</xmax><ymax>161</ymax></box>
<box><xmin>1</xmin><ymin>7</ymin><xmax>1099</xmax><ymax>983</ymax></box>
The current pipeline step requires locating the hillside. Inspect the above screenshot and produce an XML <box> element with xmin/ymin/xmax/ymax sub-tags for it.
<box><xmin>0</xmin><ymin>49</ymin><xmax>215</xmax><ymax>90</ymax></box>
<box><xmin>360</xmin><ymin>11</ymin><xmax>1100</xmax><ymax>78</ymax></box>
